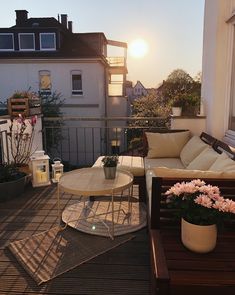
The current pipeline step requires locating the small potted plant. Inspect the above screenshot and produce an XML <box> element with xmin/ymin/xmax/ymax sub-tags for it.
<box><xmin>170</xmin><ymin>96</ymin><xmax>185</xmax><ymax>116</ymax></box>
<box><xmin>182</xmin><ymin>93</ymin><xmax>200</xmax><ymax>116</ymax></box>
<box><xmin>101</xmin><ymin>155</ymin><xmax>119</xmax><ymax>179</ymax></box>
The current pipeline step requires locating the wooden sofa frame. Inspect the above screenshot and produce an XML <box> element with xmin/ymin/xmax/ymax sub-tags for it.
<box><xmin>149</xmin><ymin>134</ymin><xmax>235</xmax><ymax>295</ymax></box>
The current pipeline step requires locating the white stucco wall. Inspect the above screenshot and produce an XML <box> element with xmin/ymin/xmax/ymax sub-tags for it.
<box><xmin>202</xmin><ymin>0</ymin><xmax>235</xmax><ymax>139</ymax></box>
<box><xmin>0</xmin><ymin>60</ymin><xmax>106</xmax><ymax>117</ymax></box>
<box><xmin>171</xmin><ymin>117</ymin><xmax>206</xmax><ymax>136</ymax></box>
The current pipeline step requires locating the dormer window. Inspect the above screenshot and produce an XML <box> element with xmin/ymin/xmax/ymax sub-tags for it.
<box><xmin>40</xmin><ymin>33</ymin><xmax>56</xmax><ymax>50</ymax></box>
<box><xmin>0</xmin><ymin>33</ymin><xmax>14</xmax><ymax>51</ymax></box>
<box><xmin>19</xmin><ymin>33</ymin><xmax>35</xmax><ymax>51</ymax></box>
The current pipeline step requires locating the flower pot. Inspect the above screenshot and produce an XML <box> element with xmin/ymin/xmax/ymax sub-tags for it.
<box><xmin>181</xmin><ymin>218</ymin><xmax>217</xmax><ymax>253</ymax></box>
<box><xmin>182</xmin><ymin>105</ymin><xmax>199</xmax><ymax>116</ymax></box>
<box><xmin>103</xmin><ymin>166</ymin><xmax>117</xmax><ymax>179</ymax></box>
<box><xmin>0</xmin><ymin>175</ymin><xmax>26</xmax><ymax>202</ymax></box>
<box><xmin>172</xmin><ymin>107</ymin><xmax>182</xmax><ymax>116</ymax></box>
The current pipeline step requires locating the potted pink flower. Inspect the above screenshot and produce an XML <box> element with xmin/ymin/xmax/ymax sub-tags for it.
<box><xmin>165</xmin><ymin>179</ymin><xmax>235</xmax><ymax>253</ymax></box>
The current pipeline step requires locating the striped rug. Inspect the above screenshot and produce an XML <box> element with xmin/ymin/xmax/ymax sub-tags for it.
<box><xmin>8</xmin><ymin>226</ymin><xmax>134</xmax><ymax>285</ymax></box>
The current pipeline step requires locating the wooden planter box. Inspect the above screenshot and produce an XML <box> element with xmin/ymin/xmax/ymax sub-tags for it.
<box><xmin>8</xmin><ymin>97</ymin><xmax>41</xmax><ymax>117</ymax></box>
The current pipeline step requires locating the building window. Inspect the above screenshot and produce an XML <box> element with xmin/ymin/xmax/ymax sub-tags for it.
<box><xmin>0</xmin><ymin>33</ymin><xmax>14</xmax><ymax>51</ymax></box>
<box><xmin>40</xmin><ymin>33</ymin><xmax>56</xmax><ymax>50</ymax></box>
<box><xmin>19</xmin><ymin>33</ymin><xmax>35</xmax><ymax>50</ymax></box>
<box><xmin>108</xmin><ymin>74</ymin><xmax>123</xmax><ymax>96</ymax></box>
<box><xmin>39</xmin><ymin>70</ymin><xmax>51</xmax><ymax>94</ymax></box>
<box><xmin>71</xmin><ymin>71</ymin><xmax>83</xmax><ymax>95</ymax></box>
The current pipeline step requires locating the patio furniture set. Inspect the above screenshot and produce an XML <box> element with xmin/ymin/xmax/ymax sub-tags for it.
<box><xmin>57</xmin><ymin>129</ymin><xmax>235</xmax><ymax>294</ymax></box>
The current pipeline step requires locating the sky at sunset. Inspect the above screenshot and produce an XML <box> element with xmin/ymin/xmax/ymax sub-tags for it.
<box><xmin>0</xmin><ymin>0</ymin><xmax>205</xmax><ymax>88</ymax></box>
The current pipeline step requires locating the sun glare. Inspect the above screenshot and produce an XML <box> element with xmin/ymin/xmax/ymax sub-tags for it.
<box><xmin>129</xmin><ymin>39</ymin><xmax>148</xmax><ymax>58</ymax></box>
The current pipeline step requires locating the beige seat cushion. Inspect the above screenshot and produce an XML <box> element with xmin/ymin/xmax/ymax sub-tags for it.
<box><xmin>186</xmin><ymin>147</ymin><xmax>219</xmax><ymax>171</ymax></box>
<box><xmin>144</xmin><ymin>157</ymin><xmax>185</xmax><ymax>170</ymax></box>
<box><xmin>145</xmin><ymin>131</ymin><xmax>190</xmax><ymax>158</ymax></box>
<box><xmin>153</xmin><ymin>167</ymin><xmax>235</xmax><ymax>178</ymax></box>
<box><xmin>93</xmin><ymin>156</ymin><xmax>145</xmax><ymax>177</ymax></box>
<box><xmin>209</xmin><ymin>152</ymin><xmax>235</xmax><ymax>172</ymax></box>
<box><xmin>180</xmin><ymin>135</ymin><xmax>209</xmax><ymax>166</ymax></box>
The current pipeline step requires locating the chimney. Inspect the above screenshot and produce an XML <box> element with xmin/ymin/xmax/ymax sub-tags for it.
<box><xmin>15</xmin><ymin>10</ymin><xmax>28</xmax><ymax>26</ymax></box>
<box><xmin>68</xmin><ymin>21</ymin><xmax>73</xmax><ymax>32</ymax></box>
<box><xmin>61</xmin><ymin>14</ymin><xmax>68</xmax><ymax>28</ymax></box>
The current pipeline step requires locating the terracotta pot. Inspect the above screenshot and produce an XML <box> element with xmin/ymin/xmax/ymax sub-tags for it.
<box><xmin>181</xmin><ymin>218</ymin><xmax>217</xmax><ymax>253</ymax></box>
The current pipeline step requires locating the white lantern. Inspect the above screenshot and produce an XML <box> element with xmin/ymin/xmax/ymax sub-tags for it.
<box><xmin>51</xmin><ymin>159</ymin><xmax>64</xmax><ymax>183</ymax></box>
<box><xmin>30</xmin><ymin>150</ymin><xmax>50</xmax><ymax>187</ymax></box>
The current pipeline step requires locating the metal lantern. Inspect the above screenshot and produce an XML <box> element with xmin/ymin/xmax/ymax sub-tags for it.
<box><xmin>30</xmin><ymin>150</ymin><xmax>50</xmax><ymax>187</ymax></box>
<box><xmin>51</xmin><ymin>159</ymin><xmax>64</xmax><ymax>183</ymax></box>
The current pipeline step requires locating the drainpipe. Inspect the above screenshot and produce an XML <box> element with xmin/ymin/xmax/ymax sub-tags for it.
<box><xmin>104</xmin><ymin>65</ymin><xmax>109</xmax><ymax>154</ymax></box>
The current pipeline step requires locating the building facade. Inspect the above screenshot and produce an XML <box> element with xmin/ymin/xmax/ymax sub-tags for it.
<box><xmin>202</xmin><ymin>0</ymin><xmax>235</xmax><ymax>145</ymax></box>
<box><xmin>0</xmin><ymin>10</ymin><xmax>128</xmax><ymax>165</ymax></box>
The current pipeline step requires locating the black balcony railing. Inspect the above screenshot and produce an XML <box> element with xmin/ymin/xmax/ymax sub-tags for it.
<box><xmin>42</xmin><ymin>116</ymin><xmax>170</xmax><ymax>169</ymax></box>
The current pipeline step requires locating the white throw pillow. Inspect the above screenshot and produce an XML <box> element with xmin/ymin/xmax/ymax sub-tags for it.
<box><xmin>209</xmin><ymin>152</ymin><xmax>235</xmax><ymax>172</ymax></box>
<box><xmin>186</xmin><ymin>147</ymin><xmax>219</xmax><ymax>171</ymax></box>
<box><xmin>180</xmin><ymin>135</ymin><xmax>209</xmax><ymax>167</ymax></box>
<box><xmin>145</xmin><ymin>131</ymin><xmax>190</xmax><ymax>158</ymax></box>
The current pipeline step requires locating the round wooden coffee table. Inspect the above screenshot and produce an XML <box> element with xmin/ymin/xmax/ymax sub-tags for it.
<box><xmin>57</xmin><ymin>167</ymin><xmax>134</xmax><ymax>239</ymax></box>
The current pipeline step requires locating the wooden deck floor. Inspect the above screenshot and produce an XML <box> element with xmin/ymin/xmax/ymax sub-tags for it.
<box><xmin>0</xmin><ymin>184</ymin><xmax>150</xmax><ymax>295</ymax></box>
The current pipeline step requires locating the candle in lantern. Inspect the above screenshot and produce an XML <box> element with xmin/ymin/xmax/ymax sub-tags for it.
<box><xmin>55</xmin><ymin>172</ymin><xmax>62</xmax><ymax>181</ymax></box>
<box><xmin>36</xmin><ymin>170</ymin><xmax>42</xmax><ymax>183</ymax></box>
<box><xmin>41</xmin><ymin>171</ymin><xmax>47</xmax><ymax>182</ymax></box>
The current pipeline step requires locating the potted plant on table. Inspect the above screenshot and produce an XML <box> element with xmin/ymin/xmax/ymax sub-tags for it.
<box><xmin>101</xmin><ymin>155</ymin><xmax>119</xmax><ymax>179</ymax></box>
<box><xmin>165</xmin><ymin>179</ymin><xmax>235</xmax><ymax>253</ymax></box>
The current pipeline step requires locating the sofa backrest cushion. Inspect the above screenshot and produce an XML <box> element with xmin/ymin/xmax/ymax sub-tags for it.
<box><xmin>145</xmin><ymin>131</ymin><xmax>190</xmax><ymax>158</ymax></box>
<box><xmin>180</xmin><ymin>135</ymin><xmax>209</xmax><ymax>167</ymax></box>
<box><xmin>209</xmin><ymin>152</ymin><xmax>235</xmax><ymax>171</ymax></box>
<box><xmin>153</xmin><ymin>166</ymin><xmax>235</xmax><ymax>179</ymax></box>
<box><xmin>186</xmin><ymin>147</ymin><xmax>219</xmax><ymax>170</ymax></box>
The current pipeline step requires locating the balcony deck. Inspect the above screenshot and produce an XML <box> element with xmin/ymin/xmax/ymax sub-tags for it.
<box><xmin>0</xmin><ymin>183</ymin><xmax>150</xmax><ymax>295</ymax></box>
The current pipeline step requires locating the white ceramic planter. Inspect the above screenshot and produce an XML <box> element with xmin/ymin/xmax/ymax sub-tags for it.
<box><xmin>181</xmin><ymin>218</ymin><xmax>217</xmax><ymax>253</ymax></box>
<box><xmin>172</xmin><ymin>107</ymin><xmax>182</xmax><ymax>116</ymax></box>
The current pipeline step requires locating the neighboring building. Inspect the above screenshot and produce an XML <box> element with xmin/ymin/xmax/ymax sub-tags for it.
<box><xmin>202</xmin><ymin>0</ymin><xmax>235</xmax><ymax>144</ymax></box>
<box><xmin>0</xmin><ymin>10</ymin><xmax>128</xmax><ymax>164</ymax></box>
<box><xmin>133</xmin><ymin>81</ymin><xmax>148</xmax><ymax>97</ymax></box>
<box><xmin>125</xmin><ymin>80</ymin><xmax>150</xmax><ymax>115</ymax></box>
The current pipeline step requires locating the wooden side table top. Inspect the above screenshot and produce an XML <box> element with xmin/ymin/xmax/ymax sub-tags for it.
<box><xmin>58</xmin><ymin>167</ymin><xmax>133</xmax><ymax>196</ymax></box>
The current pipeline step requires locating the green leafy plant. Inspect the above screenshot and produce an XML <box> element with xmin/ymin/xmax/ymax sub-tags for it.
<box><xmin>101</xmin><ymin>155</ymin><xmax>119</xmax><ymax>167</ymax></box>
<box><xmin>40</xmin><ymin>91</ymin><xmax>64</xmax><ymax>154</ymax></box>
<box><xmin>170</xmin><ymin>95</ymin><xmax>186</xmax><ymax>107</ymax></box>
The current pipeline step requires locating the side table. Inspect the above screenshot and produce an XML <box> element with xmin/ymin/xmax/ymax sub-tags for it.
<box><xmin>57</xmin><ymin>167</ymin><xmax>134</xmax><ymax>239</ymax></box>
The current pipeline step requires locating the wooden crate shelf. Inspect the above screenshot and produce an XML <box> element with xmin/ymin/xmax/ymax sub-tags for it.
<box><xmin>8</xmin><ymin>97</ymin><xmax>41</xmax><ymax>117</ymax></box>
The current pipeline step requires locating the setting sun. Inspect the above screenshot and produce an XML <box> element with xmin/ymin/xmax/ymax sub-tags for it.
<box><xmin>129</xmin><ymin>39</ymin><xmax>149</xmax><ymax>58</ymax></box>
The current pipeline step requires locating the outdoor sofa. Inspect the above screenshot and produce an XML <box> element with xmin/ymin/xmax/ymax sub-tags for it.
<box><xmin>144</xmin><ymin>131</ymin><xmax>235</xmax><ymax>294</ymax></box>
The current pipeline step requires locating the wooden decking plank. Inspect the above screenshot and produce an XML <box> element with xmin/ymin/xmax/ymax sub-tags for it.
<box><xmin>0</xmin><ymin>185</ymin><xmax>150</xmax><ymax>295</ymax></box>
